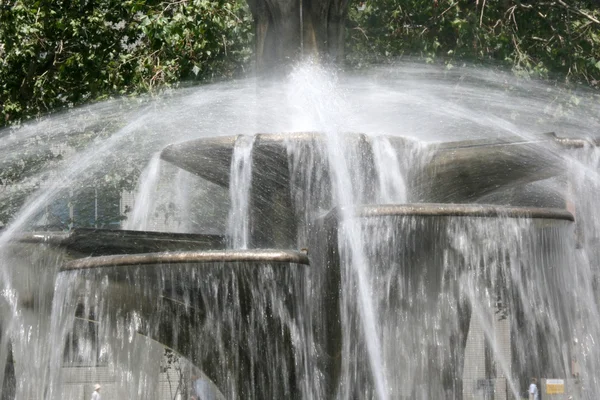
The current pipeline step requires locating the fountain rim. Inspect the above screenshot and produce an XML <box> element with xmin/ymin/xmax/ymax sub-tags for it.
<box><xmin>60</xmin><ymin>249</ymin><xmax>309</xmax><ymax>271</ymax></box>
<box><xmin>13</xmin><ymin>228</ymin><xmax>224</xmax><ymax>244</ymax></box>
<box><xmin>159</xmin><ymin>131</ymin><xmax>595</xmax><ymax>154</ymax></box>
<box><xmin>327</xmin><ymin>203</ymin><xmax>574</xmax><ymax>221</ymax></box>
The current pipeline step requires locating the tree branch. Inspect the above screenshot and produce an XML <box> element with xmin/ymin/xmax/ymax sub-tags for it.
<box><xmin>556</xmin><ymin>0</ymin><xmax>600</xmax><ymax>25</ymax></box>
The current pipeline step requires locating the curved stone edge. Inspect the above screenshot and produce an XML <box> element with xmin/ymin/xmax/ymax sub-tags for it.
<box><xmin>13</xmin><ymin>228</ymin><xmax>225</xmax><ymax>257</ymax></box>
<box><xmin>14</xmin><ymin>228</ymin><xmax>223</xmax><ymax>244</ymax></box>
<box><xmin>61</xmin><ymin>249</ymin><xmax>310</xmax><ymax>271</ymax></box>
<box><xmin>329</xmin><ymin>203</ymin><xmax>575</xmax><ymax>221</ymax></box>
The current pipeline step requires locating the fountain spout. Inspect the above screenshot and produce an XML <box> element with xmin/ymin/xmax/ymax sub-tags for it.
<box><xmin>245</xmin><ymin>0</ymin><xmax>350</xmax><ymax>71</ymax></box>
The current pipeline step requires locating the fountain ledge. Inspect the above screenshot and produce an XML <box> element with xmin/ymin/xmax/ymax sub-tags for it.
<box><xmin>61</xmin><ymin>249</ymin><xmax>310</xmax><ymax>271</ymax></box>
<box><xmin>327</xmin><ymin>203</ymin><xmax>575</xmax><ymax>221</ymax></box>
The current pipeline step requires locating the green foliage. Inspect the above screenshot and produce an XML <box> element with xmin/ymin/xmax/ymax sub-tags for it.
<box><xmin>0</xmin><ymin>0</ymin><xmax>253</xmax><ymax>126</ymax></box>
<box><xmin>3</xmin><ymin>0</ymin><xmax>599</xmax><ymax>129</ymax></box>
<box><xmin>347</xmin><ymin>0</ymin><xmax>600</xmax><ymax>86</ymax></box>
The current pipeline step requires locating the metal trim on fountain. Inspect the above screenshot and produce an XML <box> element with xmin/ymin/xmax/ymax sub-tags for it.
<box><xmin>547</xmin><ymin>131</ymin><xmax>600</xmax><ymax>148</ymax></box>
<box><xmin>327</xmin><ymin>203</ymin><xmax>575</xmax><ymax>221</ymax></box>
<box><xmin>60</xmin><ymin>248</ymin><xmax>310</xmax><ymax>271</ymax></box>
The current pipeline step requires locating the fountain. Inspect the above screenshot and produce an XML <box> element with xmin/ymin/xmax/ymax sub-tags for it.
<box><xmin>1</xmin><ymin>63</ymin><xmax>600</xmax><ymax>400</ymax></box>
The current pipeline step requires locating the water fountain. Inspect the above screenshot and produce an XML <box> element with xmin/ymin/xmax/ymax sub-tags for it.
<box><xmin>1</xmin><ymin>64</ymin><xmax>600</xmax><ymax>399</ymax></box>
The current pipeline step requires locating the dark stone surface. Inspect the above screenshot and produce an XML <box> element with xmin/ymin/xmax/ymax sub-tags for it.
<box><xmin>160</xmin><ymin>132</ymin><xmax>323</xmax><ymax>188</ymax></box>
<box><xmin>161</xmin><ymin>133</ymin><xmax>570</xmax><ymax>200</ymax></box>
<box><xmin>386</xmin><ymin>134</ymin><xmax>567</xmax><ymax>204</ymax></box>
<box><xmin>63</xmin><ymin>253</ymin><xmax>310</xmax><ymax>399</ymax></box>
<box><xmin>16</xmin><ymin>228</ymin><xmax>225</xmax><ymax>257</ymax></box>
<box><xmin>0</xmin><ymin>338</ymin><xmax>14</xmax><ymax>400</ymax></box>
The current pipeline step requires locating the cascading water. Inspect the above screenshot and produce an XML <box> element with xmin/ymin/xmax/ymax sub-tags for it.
<box><xmin>124</xmin><ymin>153</ymin><xmax>163</xmax><ymax>231</ymax></box>
<box><xmin>0</xmin><ymin>62</ymin><xmax>600</xmax><ymax>400</ymax></box>
<box><xmin>227</xmin><ymin>135</ymin><xmax>256</xmax><ymax>249</ymax></box>
<box><xmin>370</xmin><ymin>135</ymin><xmax>407</xmax><ymax>204</ymax></box>
<box><xmin>126</xmin><ymin>156</ymin><xmax>216</xmax><ymax>233</ymax></box>
<box><xmin>563</xmin><ymin>145</ymin><xmax>600</xmax><ymax>396</ymax></box>
<box><xmin>447</xmin><ymin>215</ymin><xmax>573</xmax><ymax>399</ymax></box>
<box><xmin>287</xmin><ymin>66</ymin><xmax>391</xmax><ymax>399</ymax></box>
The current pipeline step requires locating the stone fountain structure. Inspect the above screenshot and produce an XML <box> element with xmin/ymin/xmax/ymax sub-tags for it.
<box><xmin>6</xmin><ymin>130</ymin><xmax>588</xmax><ymax>399</ymax></box>
<box><xmin>1</xmin><ymin>0</ymin><xmax>595</xmax><ymax>394</ymax></box>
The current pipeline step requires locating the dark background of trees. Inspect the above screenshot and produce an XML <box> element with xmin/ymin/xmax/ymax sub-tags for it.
<box><xmin>1</xmin><ymin>0</ymin><xmax>600</xmax><ymax>127</ymax></box>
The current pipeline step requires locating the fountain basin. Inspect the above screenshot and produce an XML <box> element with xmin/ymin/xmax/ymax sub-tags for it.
<box><xmin>59</xmin><ymin>249</ymin><xmax>310</xmax><ymax>399</ymax></box>
<box><xmin>310</xmin><ymin>203</ymin><xmax>574</xmax><ymax>398</ymax></box>
<box><xmin>162</xmin><ymin>133</ymin><xmax>568</xmax><ymax>202</ymax></box>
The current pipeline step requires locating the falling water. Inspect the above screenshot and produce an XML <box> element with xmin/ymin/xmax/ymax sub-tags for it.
<box><xmin>370</xmin><ymin>135</ymin><xmax>407</xmax><ymax>203</ymax></box>
<box><xmin>172</xmin><ymin>169</ymin><xmax>195</xmax><ymax>233</ymax></box>
<box><xmin>288</xmin><ymin>65</ymin><xmax>389</xmax><ymax>400</ymax></box>
<box><xmin>227</xmin><ymin>135</ymin><xmax>256</xmax><ymax>249</ymax></box>
<box><xmin>124</xmin><ymin>153</ymin><xmax>162</xmax><ymax>231</ymax></box>
<box><xmin>57</xmin><ymin>259</ymin><xmax>310</xmax><ymax>399</ymax></box>
<box><xmin>564</xmin><ymin>145</ymin><xmax>600</xmax><ymax>395</ymax></box>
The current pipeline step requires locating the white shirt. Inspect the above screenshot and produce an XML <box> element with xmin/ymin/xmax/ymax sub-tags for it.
<box><xmin>529</xmin><ymin>383</ymin><xmax>539</xmax><ymax>399</ymax></box>
<box><xmin>91</xmin><ymin>391</ymin><xmax>101</xmax><ymax>400</ymax></box>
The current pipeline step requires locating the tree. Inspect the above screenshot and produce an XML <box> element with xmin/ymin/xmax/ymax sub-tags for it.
<box><xmin>347</xmin><ymin>0</ymin><xmax>600</xmax><ymax>86</ymax></box>
<box><xmin>0</xmin><ymin>0</ymin><xmax>253</xmax><ymax>127</ymax></box>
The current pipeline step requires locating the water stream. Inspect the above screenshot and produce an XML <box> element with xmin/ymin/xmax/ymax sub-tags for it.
<box><xmin>124</xmin><ymin>153</ymin><xmax>162</xmax><ymax>231</ymax></box>
<box><xmin>227</xmin><ymin>135</ymin><xmax>256</xmax><ymax>249</ymax></box>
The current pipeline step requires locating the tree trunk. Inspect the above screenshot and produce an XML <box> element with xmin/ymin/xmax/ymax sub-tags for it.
<box><xmin>246</xmin><ymin>0</ymin><xmax>351</xmax><ymax>71</ymax></box>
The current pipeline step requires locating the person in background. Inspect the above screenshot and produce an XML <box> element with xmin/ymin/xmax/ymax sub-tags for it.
<box><xmin>529</xmin><ymin>378</ymin><xmax>539</xmax><ymax>400</ymax></box>
<box><xmin>91</xmin><ymin>384</ymin><xmax>101</xmax><ymax>400</ymax></box>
